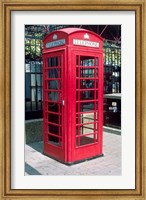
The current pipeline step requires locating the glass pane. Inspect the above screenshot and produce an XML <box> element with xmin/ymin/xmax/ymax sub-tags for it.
<box><xmin>48</xmin><ymin>57</ymin><xmax>58</xmax><ymax>67</ymax></box>
<box><xmin>31</xmin><ymin>45</ymin><xmax>35</xmax><ymax>52</ymax></box>
<box><xmin>31</xmin><ymin>74</ymin><xmax>35</xmax><ymax>86</ymax></box>
<box><xmin>76</xmin><ymin>80</ymin><xmax>95</xmax><ymax>89</ymax></box>
<box><xmin>36</xmin><ymin>39</ymin><xmax>41</xmax><ymax>45</ymax></box>
<box><xmin>81</xmin><ymin>68</ymin><xmax>94</xmax><ymax>78</ymax></box>
<box><xmin>80</xmin><ymin>56</ymin><xmax>95</xmax><ymax>66</ymax></box>
<box><xmin>48</xmin><ymin>80</ymin><xmax>61</xmax><ymax>90</ymax></box>
<box><xmin>48</xmin><ymin>68</ymin><xmax>59</xmax><ymax>78</ymax></box>
<box><xmin>32</xmin><ymin>101</ymin><xmax>36</xmax><ymax>111</ymax></box>
<box><xmin>31</xmin><ymin>39</ymin><xmax>35</xmax><ymax>45</ymax></box>
<box><xmin>37</xmin><ymin>88</ymin><xmax>42</xmax><ymax>101</ymax></box>
<box><xmin>48</xmin><ymin>135</ymin><xmax>59</xmax><ymax>145</ymax></box>
<box><xmin>48</xmin><ymin>124</ymin><xmax>59</xmax><ymax>134</ymax></box>
<box><xmin>48</xmin><ymin>113</ymin><xmax>61</xmax><ymax>124</ymax></box>
<box><xmin>25</xmin><ymin>38</ymin><xmax>31</xmax><ymax>44</ymax></box>
<box><xmin>31</xmin><ymin>61</ymin><xmax>35</xmax><ymax>72</ymax></box>
<box><xmin>80</xmin><ymin>135</ymin><xmax>94</xmax><ymax>146</ymax></box>
<box><xmin>48</xmin><ymin>135</ymin><xmax>62</xmax><ymax>147</ymax></box>
<box><xmin>37</xmin><ymin>102</ymin><xmax>42</xmax><ymax>110</ymax></box>
<box><xmin>25</xmin><ymin>102</ymin><xmax>31</xmax><ymax>111</ymax></box>
<box><xmin>80</xmin><ymin>102</ymin><xmax>95</xmax><ymax>112</ymax></box>
<box><xmin>83</xmin><ymin>123</ymin><xmax>94</xmax><ymax>134</ymax></box>
<box><xmin>25</xmin><ymin>63</ymin><xmax>30</xmax><ymax>72</ymax></box>
<box><xmin>48</xmin><ymin>103</ymin><xmax>59</xmax><ymax>113</ymax></box>
<box><xmin>25</xmin><ymin>73</ymin><xmax>31</xmax><ymax>100</ymax></box>
<box><xmin>76</xmin><ymin>123</ymin><xmax>94</xmax><ymax>135</ymax></box>
<box><xmin>36</xmin><ymin>61</ymin><xmax>41</xmax><ymax>72</ymax></box>
<box><xmin>76</xmin><ymin>113</ymin><xmax>94</xmax><ymax>125</ymax></box>
<box><xmin>36</xmin><ymin>46</ymin><xmax>41</xmax><ymax>57</ymax></box>
<box><xmin>79</xmin><ymin>90</ymin><xmax>95</xmax><ymax>100</ymax></box>
<box><xmin>25</xmin><ymin>46</ymin><xmax>30</xmax><ymax>56</ymax></box>
<box><xmin>31</xmin><ymin>88</ymin><xmax>36</xmax><ymax>101</ymax></box>
<box><xmin>76</xmin><ymin>68</ymin><xmax>98</xmax><ymax>78</ymax></box>
<box><xmin>36</xmin><ymin>74</ymin><xmax>42</xmax><ymax>86</ymax></box>
<box><xmin>48</xmin><ymin>92</ymin><xmax>59</xmax><ymax>101</ymax></box>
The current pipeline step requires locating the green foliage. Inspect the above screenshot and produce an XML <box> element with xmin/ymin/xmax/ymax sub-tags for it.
<box><xmin>25</xmin><ymin>38</ymin><xmax>42</xmax><ymax>59</ymax></box>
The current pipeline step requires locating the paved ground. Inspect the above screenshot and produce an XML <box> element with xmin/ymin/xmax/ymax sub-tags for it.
<box><xmin>25</xmin><ymin>131</ymin><xmax>121</xmax><ymax>176</ymax></box>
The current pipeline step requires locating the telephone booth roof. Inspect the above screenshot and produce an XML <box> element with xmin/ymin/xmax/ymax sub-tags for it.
<box><xmin>43</xmin><ymin>28</ymin><xmax>103</xmax><ymax>53</ymax></box>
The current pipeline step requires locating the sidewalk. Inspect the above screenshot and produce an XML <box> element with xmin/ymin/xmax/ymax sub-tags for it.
<box><xmin>25</xmin><ymin>131</ymin><xmax>121</xmax><ymax>176</ymax></box>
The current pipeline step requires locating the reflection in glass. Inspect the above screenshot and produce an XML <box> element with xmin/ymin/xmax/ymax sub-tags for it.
<box><xmin>80</xmin><ymin>69</ymin><xmax>94</xmax><ymax>78</ymax></box>
<box><xmin>80</xmin><ymin>56</ymin><xmax>94</xmax><ymax>66</ymax></box>
<box><xmin>48</xmin><ymin>91</ymin><xmax>58</xmax><ymax>101</ymax></box>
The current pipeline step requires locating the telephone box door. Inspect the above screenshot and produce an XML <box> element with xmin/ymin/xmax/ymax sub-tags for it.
<box><xmin>43</xmin><ymin>51</ymin><xmax>65</xmax><ymax>162</ymax></box>
<box><xmin>71</xmin><ymin>51</ymin><xmax>103</xmax><ymax>162</ymax></box>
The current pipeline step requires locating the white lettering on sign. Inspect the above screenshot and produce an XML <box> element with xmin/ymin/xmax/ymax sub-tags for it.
<box><xmin>46</xmin><ymin>39</ymin><xmax>65</xmax><ymax>48</ymax></box>
<box><xmin>73</xmin><ymin>39</ymin><xmax>99</xmax><ymax>48</ymax></box>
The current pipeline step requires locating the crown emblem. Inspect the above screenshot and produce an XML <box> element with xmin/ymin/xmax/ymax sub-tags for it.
<box><xmin>84</xmin><ymin>33</ymin><xmax>89</xmax><ymax>39</ymax></box>
<box><xmin>53</xmin><ymin>34</ymin><xmax>57</xmax><ymax>40</ymax></box>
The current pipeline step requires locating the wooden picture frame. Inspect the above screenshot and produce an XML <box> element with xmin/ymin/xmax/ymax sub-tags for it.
<box><xmin>0</xmin><ymin>0</ymin><xmax>145</xmax><ymax>199</ymax></box>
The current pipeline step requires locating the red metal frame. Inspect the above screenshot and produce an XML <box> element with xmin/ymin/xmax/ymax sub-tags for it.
<box><xmin>43</xmin><ymin>28</ymin><xmax>103</xmax><ymax>164</ymax></box>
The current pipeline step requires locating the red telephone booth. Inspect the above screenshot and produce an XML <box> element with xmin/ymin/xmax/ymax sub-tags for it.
<box><xmin>43</xmin><ymin>28</ymin><xmax>104</xmax><ymax>164</ymax></box>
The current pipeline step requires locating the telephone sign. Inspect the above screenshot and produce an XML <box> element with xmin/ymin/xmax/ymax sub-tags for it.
<box><xmin>46</xmin><ymin>39</ymin><xmax>66</xmax><ymax>48</ymax></box>
<box><xmin>73</xmin><ymin>39</ymin><xmax>99</xmax><ymax>48</ymax></box>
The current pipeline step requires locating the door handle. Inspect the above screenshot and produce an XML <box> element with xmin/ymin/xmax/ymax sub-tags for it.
<box><xmin>62</xmin><ymin>100</ymin><xmax>65</xmax><ymax>106</ymax></box>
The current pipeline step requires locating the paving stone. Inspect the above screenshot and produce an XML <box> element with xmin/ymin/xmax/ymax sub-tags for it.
<box><xmin>25</xmin><ymin>131</ymin><xmax>121</xmax><ymax>176</ymax></box>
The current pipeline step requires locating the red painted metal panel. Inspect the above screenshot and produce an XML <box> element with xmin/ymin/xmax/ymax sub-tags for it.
<box><xmin>43</xmin><ymin>28</ymin><xmax>103</xmax><ymax>164</ymax></box>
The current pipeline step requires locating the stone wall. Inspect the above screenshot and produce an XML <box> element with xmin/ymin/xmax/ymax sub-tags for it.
<box><xmin>25</xmin><ymin>119</ymin><xmax>43</xmax><ymax>144</ymax></box>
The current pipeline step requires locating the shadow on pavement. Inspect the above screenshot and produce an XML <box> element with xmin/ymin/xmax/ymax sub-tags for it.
<box><xmin>27</xmin><ymin>141</ymin><xmax>44</xmax><ymax>154</ymax></box>
<box><xmin>25</xmin><ymin>162</ymin><xmax>42</xmax><ymax>175</ymax></box>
